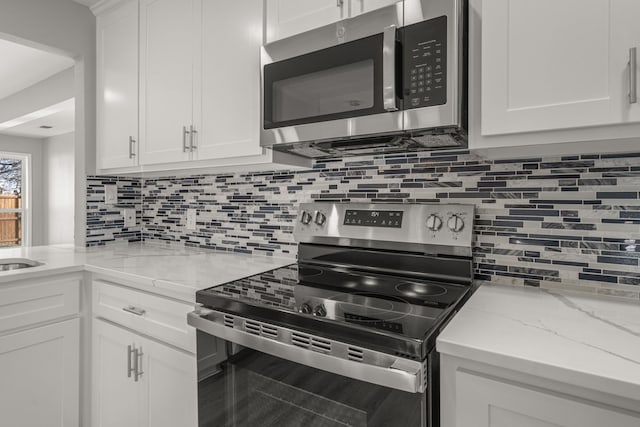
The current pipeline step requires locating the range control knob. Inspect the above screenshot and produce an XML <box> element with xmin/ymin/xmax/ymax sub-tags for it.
<box><xmin>300</xmin><ymin>210</ymin><xmax>313</xmax><ymax>224</ymax></box>
<box><xmin>313</xmin><ymin>304</ymin><xmax>327</xmax><ymax>317</ymax></box>
<box><xmin>299</xmin><ymin>303</ymin><xmax>312</xmax><ymax>314</ymax></box>
<box><xmin>448</xmin><ymin>215</ymin><xmax>465</xmax><ymax>232</ymax></box>
<box><xmin>314</xmin><ymin>211</ymin><xmax>326</xmax><ymax>226</ymax></box>
<box><xmin>426</xmin><ymin>214</ymin><xmax>443</xmax><ymax>231</ymax></box>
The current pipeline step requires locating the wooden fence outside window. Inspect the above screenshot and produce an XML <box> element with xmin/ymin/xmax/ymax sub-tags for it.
<box><xmin>0</xmin><ymin>194</ymin><xmax>21</xmax><ymax>246</ymax></box>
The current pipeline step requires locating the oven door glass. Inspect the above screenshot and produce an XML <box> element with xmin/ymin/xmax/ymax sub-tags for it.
<box><xmin>263</xmin><ymin>34</ymin><xmax>386</xmax><ymax>130</ymax></box>
<box><xmin>197</xmin><ymin>336</ymin><xmax>426</xmax><ymax>427</ymax></box>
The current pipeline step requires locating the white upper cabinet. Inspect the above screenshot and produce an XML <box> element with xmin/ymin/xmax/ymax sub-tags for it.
<box><xmin>195</xmin><ymin>0</ymin><xmax>264</xmax><ymax>160</ymax></box>
<box><xmin>96</xmin><ymin>0</ymin><xmax>139</xmax><ymax>170</ymax></box>
<box><xmin>482</xmin><ymin>0</ymin><xmax>640</xmax><ymax>135</ymax></box>
<box><xmin>139</xmin><ymin>0</ymin><xmax>194</xmax><ymax>165</ymax></box>
<box><xmin>265</xmin><ymin>0</ymin><xmax>402</xmax><ymax>43</ymax></box>
<box><xmin>265</xmin><ymin>0</ymin><xmax>347</xmax><ymax>44</ymax></box>
<box><xmin>348</xmin><ymin>0</ymin><xmax>401</xmax><ymax>18</ymax></box>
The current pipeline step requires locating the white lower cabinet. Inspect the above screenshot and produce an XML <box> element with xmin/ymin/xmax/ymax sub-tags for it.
<box><xmin>92</xmin><ymin>319</ymin><xmax>141</xmax><ymax>427</ymax></box>
<box><xmin>141</xmin><ymin>335</ymin><xmax>198</xmax><ymax>427</ymax></box>
<box><xmin>456</xmin><ymin>371</ymin><xmax>640</xmax><ymax>427</ymax></box>
<box><xmin>0</xmin><ymin>319</ymin><xmax>80</xmax><ymax>427</ymax></box>
<box><xmin>92</xmin><ymin>316</ymin><xmax>197</xmax><ymax>427</ymax></box>
<box><xmin>441</xmin><ymin>355</ymin><xmax>640</xmax><ymax>427</ymax></box>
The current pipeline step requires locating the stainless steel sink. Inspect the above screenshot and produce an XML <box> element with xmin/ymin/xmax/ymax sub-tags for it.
<box><xmin>0</xmin><ymin>258</ymin><xmax>43</xmax><ymax>271</ymax></box>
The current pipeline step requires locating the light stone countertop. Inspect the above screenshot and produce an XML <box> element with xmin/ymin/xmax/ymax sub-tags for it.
<box><xmin>436</xmin><ymin>283</ymin><xmax>640</xmax><ymax>401</ymax></box>
<box><xmin>0</xmin><ymin>243</ymin><xmax>294</xmax><ymax>302</ymax></box>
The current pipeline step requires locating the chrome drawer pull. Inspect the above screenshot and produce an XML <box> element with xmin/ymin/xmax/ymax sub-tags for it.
<box><xmin>123</xmin><ymin>306</ymin><xmax>146</xmax><ymax>316</ymax></box>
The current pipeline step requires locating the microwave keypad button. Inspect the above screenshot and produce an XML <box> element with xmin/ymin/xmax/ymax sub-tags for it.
<box><xmin>403</xmin><ymin>15</ymin><xmax>447</xmax><ymax>109</ymax></box>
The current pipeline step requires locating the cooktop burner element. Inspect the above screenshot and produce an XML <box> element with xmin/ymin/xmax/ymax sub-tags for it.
<box><xmin>396</xmin><ymin>282</ymin><xmax>447</xmax><ymax>297</ymax></box>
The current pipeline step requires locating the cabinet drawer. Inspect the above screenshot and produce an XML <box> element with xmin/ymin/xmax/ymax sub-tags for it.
<box><xmin>92</xmin><ymin>280</ymin><xmax>195</xmax><ymax>352</ymax></box>
<box><xmin>0</xmin><ymin>277</ymin><xmax>80</xmax><ymax>334</ymax></box>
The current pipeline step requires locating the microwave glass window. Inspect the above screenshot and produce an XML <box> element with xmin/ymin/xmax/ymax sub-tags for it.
<box><xmin>272</xmin><ymin>59</ymin><xmax>374</xmax><ymax>123</ymax></box>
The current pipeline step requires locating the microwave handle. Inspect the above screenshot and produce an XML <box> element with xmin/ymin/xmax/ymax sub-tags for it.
<box><xmin>383</xmin><ymin>25</ymin><xmax>398</xmax><ymax>112</ymax></box>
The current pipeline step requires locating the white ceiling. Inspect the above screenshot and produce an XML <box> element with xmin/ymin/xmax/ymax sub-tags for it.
<box><xmin>0</xmin><ymin>99</ymin><xmax>75</xmax><ymax>139</ymax></box>
<box><xmin>0</xmin><ymin>38</ymin><xmax>74</xmax><ymax>101</ymax></box>
<box><xmin>0</xmin><ymin>38</ymin><xmax>75</xmax><ymax>139</ymax></box>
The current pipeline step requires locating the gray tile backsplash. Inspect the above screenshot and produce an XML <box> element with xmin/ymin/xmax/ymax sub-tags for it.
<box><xmin>87</xmin><ymin>149</ymin><xmax>640</xmax><ymax>299</ymax></box>
<box><xmin>86</xmin><ymin>176</ymin><xmax>142</xmax><ymax>246</ymax></box>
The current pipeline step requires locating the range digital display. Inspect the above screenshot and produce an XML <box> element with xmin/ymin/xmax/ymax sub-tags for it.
<box><xmin>343</xmin><ymin>210</ymin><xmax>403</xmax><ymax>228</ymax></box>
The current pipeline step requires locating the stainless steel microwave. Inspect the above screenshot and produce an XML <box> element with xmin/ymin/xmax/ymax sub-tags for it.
<box><xmin>260</xmin><ymin>0</ymin><xmax>468</xmax><ymax>158</ymax></box>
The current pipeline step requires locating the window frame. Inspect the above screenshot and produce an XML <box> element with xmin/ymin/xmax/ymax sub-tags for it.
<box><xmin>0</xmin><ymin>152</ymin><xmax>31</xmax><ymax>247</ymax></box>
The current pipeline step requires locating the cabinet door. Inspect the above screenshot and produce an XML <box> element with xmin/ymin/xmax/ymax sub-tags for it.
<box><xmin>481</xmin><ymin>0</ymin><xmax>640</xmax><ymax>135</ymax></box>
<box><xmin>194</xmin><ymin>0</ymin><xmax>264</xmax><ymax>161</ymax></box>
<box><xmin>349</xmin><ymin>0</ymin><xmax>401</xmax><ymax>17</ymax></box>
<box><xmin>92</xmin><ymin>319</ymin><xmax>141</xmax><ymax>427</ymax></box>
<box><xmin>265</xmin><ymin>0</ymin><xmax>347</xmax><ymax>43</ymax></box>
<box><xmin>96</xmin><ymin>0</ymin><xmax>139</xmax><ymax>170</ymax></box>
<box><xmin>140</xmin><ymin>0</ymin><xmax>194</xmax><ymax>165</ymax></box>
<box><xmin>140</xmin><ymin>336</ymin><xmax>198</xmax><ymax>427</ymax></box>
<box><xmin>456</xmin><ymin>370</ymin><xmax>640</xmax><ymax>427</ymax></box>
<box><xmin>0</xmin><ymin>319</ymin><xmax>79</xmax><ymax>427</ymax></box>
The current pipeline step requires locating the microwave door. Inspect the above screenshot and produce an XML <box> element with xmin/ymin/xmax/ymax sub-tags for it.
<box><xmin>262</xmin><ymin>31</ymin><xmax>403</xmax><ymax>147</ymax></box>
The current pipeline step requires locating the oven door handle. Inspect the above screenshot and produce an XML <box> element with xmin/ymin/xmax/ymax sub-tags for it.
<box><xmin>383</xmin><ymin>25</ymin><xmax>398</xmax><ymax>112</ymax></box>
<box><xmin>187</xmin><ymin>311</ymin><xmax>425</xmax><ymax>394</ymax></box>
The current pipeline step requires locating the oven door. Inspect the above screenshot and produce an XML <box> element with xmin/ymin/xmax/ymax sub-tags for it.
<box><xmin>195</xmin><ymin>332</ymin><xmax>430</xmax><ymax>427</ymax></box>
<box><xmin>261</xmin><ymin>26</ymin><xmax>402</xmax><ymax>146</ymax></box>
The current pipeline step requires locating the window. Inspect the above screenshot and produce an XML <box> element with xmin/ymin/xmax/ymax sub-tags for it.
<box><xmin>0</xmin><ymin>153</ymin><xmax>29</xmax><ymax>247</ymax></box>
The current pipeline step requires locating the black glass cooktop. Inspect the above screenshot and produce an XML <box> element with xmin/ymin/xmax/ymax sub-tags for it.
<box><xmin>196</xmin><ymin>263</ymin><xmax>471</xmax><ymax>358</ymax></box>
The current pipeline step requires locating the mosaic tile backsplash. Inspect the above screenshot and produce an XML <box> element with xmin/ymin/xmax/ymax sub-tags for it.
<box><xmin>87</xmin><ymin>149</ymin><xmax>640</xmax><ymax>299</ymax></box>
<box><xmin>87</xmin><ymin>176</ymin><xmax>142</xmax><ymax>245</ymax></box>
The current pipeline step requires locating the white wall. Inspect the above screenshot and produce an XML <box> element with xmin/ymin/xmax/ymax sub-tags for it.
<box><xmin>0</xmin><ymin>0</ymin><xmax>96</xmax><ymax>247</ymax></box>
<box><xmin>43</xmin><ymin>132</ymin><xmax>75</xmax><ymax>244</ymax></box>
<box><xmin>0</xmin><ymin>134</ymin><xmax>44</xmax><ymax>245</ymax></box>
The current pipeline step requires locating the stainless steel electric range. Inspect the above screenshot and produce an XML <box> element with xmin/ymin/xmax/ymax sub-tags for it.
<box><xmin>188</xmin><ymin>202</ymin><xmax>474</xmax><ymax>427</ymax></box>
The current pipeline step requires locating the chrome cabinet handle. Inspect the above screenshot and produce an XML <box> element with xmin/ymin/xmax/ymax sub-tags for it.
<box><xmin>383</xmin><ymin>25</ymin><xmax>397</xmax><ymax>112</ymax></box>
<box><xmin>630</xmin><ymin>47</ymin><xmax>637</xmax><ymax>105</ymax></box>
<box><xmin>190</xmin><ymin>125</ymin><xmax>197</xmax><ymax>151</ymax></box>
<box><xmin>337</xmin><ymin>0</ymin><xmax>343</xmax><ymax>6</ymax></box>
<box><xmin>128</xmin><ymin>136</ymin><xmax>136</xmax><ymax>159</ymax></box>
<box><xmin>182</xmin><ymin>126</ymin><xmax>191</xmax><ymax>152</ymax></box>
<box><xmin>134</xmin><ymin>347</ymin><xmax>144</xmax><ymax>382</ymax></box>
<box><xmin>127</xmin><ymin>345</ymin><xmax>135</xmax><ymax>378</ymax></box>
<box><xmin>123</xmin><ymin>306</ymin><xmax>146</xmax><ymax>316</ymax></box>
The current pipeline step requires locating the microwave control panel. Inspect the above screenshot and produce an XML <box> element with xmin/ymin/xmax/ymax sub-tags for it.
<box><xmin>402</xmin><ymin>16</ymin><xmax>448</xmax><ymax>110</ymax></box>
